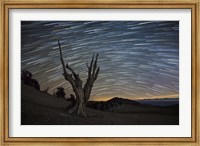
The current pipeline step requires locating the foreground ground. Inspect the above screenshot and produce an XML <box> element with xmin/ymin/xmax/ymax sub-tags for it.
<box><xmin>21</xmin><ymin>85</ymin><xmax>179</xmax><ymax>125</ymax></box>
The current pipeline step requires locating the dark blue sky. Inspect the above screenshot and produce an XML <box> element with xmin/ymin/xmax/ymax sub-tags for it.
<box><xmin>21</xmin><ymin>21</ymin><xmax>179</xmax><ymax>101</ymax></box>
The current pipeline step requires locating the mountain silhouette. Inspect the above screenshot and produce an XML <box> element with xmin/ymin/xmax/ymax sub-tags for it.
<box><xmin>87</xmin><ymin>97</ymin><xmax>141</xmax><ymax>112</ymax></box>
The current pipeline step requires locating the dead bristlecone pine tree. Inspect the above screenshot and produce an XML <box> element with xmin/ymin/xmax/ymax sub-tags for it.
<box><xmin>58</xmin><ymin>40</ymin><xmax>100</xmax><ymax>117</ymax></box>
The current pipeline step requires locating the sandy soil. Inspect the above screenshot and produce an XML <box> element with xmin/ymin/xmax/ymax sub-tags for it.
<box><xmin>21</xmin><ymin>85</ymin><xmax>179</xmax><ymax>125</ymax></box>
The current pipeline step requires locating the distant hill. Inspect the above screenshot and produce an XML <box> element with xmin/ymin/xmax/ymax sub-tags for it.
<box><xmin>87</xmin><ymin>97</ymin><xmax>179</xmax><ymax>114</ymax></box>
<box><xmin>87</xmin><ymin>97</ymin><xmax>141</xmax><ymax>112</ymax></box>
<box><xmin>107</xmin><ymin>97</ymin><xmax>141</xmax><ymax>105</ymax></box>
<box><xmin>87</xmin><ymin>97</ymin><xmax>143</xmax><ymax>112</ymax></box>
<box><xmin>136</xmin><ymin>98</ymin><xmax>179</xmax><ymax>106</ymax></box>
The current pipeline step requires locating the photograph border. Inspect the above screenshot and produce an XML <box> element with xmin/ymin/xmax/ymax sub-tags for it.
<box><xmin>0</xmin><ymin>0</ymin><xmax>199</xmax><ymax>145</ymax></box>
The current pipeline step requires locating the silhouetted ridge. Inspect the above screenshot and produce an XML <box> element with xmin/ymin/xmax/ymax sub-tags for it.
<box><xmin>87</xmin><ymin>97</ymin><xmax>140</xmax><ymax>111</ymax></box>
<box><xmin>107</xmin><ymin>97</ymin><xmax>140</xmax><ymax>105</ymax></box>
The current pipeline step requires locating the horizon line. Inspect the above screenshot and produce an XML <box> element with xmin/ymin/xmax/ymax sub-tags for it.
<box><xmin>91</xmin><ymin>94</ymin><xmax>179</xmax><ymax>102</ymax></box>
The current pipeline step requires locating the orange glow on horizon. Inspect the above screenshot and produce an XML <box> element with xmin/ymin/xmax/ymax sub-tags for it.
<box><xmin>91</xmin><ymin>94</ymin><xmax>179</xmax><ymax>101</ymax></box>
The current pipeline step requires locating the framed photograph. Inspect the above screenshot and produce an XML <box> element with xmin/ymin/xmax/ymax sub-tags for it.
<box><xmin>1</xmin><ymin>0</ymin><xmax>199</xmax><ymax>145</ymax></box>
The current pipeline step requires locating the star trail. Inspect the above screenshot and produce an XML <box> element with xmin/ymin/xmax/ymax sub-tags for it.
<box><xmin>21</xmin><ymin>21</ymin><xmax>179</xmax><ymax>101</ymax></box>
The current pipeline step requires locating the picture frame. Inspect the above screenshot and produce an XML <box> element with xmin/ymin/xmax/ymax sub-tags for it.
<box><xmin>0</xmin><ymin>0</ymin><xmax>199</xmax><ymax>145</ymax></box>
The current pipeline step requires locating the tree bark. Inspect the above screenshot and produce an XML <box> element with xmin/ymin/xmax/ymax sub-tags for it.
<box><xmin>58</xmin><ymin>40</ymin><xmax>99</xmax><ymax>117</ymax></box>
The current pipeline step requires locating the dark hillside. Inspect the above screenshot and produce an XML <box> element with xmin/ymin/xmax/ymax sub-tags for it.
<box><xmin>21</xmin><ymin>84</ymin><xmax>179</xmax><ymax>125</ymax></box>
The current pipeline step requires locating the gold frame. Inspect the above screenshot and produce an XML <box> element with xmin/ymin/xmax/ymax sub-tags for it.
<box><xmin>0</xmin><ymin>0</ymin><xmax>199</xmax><ymax>145</ymax></box>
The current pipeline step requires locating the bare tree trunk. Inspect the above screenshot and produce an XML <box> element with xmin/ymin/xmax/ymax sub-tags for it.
<box><xmin>58</xmin><ymin>40</ymin><xmax>99</xmax><ymax>117</ymax></box>
<box><xmin>77</xmin><ymin>90</ymin><xmax>86</xmax><ymax>117</ymax></box>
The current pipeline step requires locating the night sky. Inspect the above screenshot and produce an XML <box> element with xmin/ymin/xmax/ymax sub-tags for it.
<box><xmin>21</xmin><ymin>21</ymin><xmax>179</xmax><ymax>101</ymax></box>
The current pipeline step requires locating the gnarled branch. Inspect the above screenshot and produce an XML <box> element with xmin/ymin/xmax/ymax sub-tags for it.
<box><xmin>58</xmin><ymin>40</ymin><xmax>82</xmax><ymax>93</ymax></box>
<box><xmin>83</xmin><ymin>53</ymin><xmax>100</xmax><ymax>103</ymax></box>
